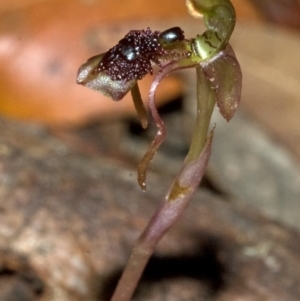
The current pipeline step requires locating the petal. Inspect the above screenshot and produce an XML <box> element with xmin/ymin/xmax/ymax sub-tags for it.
<box><xmin>137</xmin><ymin>58</ymin><xmax>197</xmax><ymax>190</ymax></box>
<box><xmin>202</xmin><ymin>44</ymin><xmax>242</xmax><ymax>121</ymax></box>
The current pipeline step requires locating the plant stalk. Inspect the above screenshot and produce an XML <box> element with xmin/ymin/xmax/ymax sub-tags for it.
<box><xmin>109</xmin><ymin>67</ymin><xmax>216</xmax><ymax>301</ymax></box>
<box><xmin>185</xmin><ymin>66</ymin><xmax>216</xmax><ymax>163</ymax></box>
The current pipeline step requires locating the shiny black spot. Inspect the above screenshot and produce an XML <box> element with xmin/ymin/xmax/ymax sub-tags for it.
<box><xmin>118</xmin><ymin>41</ymin><xmax>138</xmax><ymax>62</ymax></box>
<box><xmin>158</xmin><ymin>27</ymin><xmax>185</xmax><ymax>45</ymax></box>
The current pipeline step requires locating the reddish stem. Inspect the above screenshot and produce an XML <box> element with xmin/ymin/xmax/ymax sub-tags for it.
<box><xmin>110</xmin><ymin>133</ymin><xmax>213</xmax><ymax>301</ymax></box>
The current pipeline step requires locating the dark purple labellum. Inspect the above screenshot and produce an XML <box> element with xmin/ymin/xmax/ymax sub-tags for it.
<box><xmin>97</xmin><ymin>28</ymin><xmax>163</xmax><ymax>82</ymax></box>
<box><xmin>96</xmin><ymin>27</ymin><xmax>185</xmax><ymax>82</ymax></box>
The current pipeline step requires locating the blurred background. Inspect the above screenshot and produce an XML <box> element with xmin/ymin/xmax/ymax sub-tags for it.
<box><xmin>1</xmin><ymin>0</ymin><xmax>299</xmax><ymax>225</ymax></box>
<box><xmin>1</xmin><ymin>0</ymin><xmax>300</xmax><ymax>300</ymax></box>
<box><xmin>0</xmin><ymin>0</ymin><xmax>299</xmax><ymax>126</ymax></box>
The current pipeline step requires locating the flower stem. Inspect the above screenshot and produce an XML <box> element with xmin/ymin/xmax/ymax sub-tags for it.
<box><xmin>109</xmin><ymin>67</ymin><xmax>216</xmax><ymax>301</ymax></box>
<box><xmin>110</xmin><ymin>135</ymin><xmax>212</xmax><ymax>301</ymax></box>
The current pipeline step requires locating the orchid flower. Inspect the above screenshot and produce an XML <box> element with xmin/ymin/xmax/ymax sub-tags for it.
<box><xmin>77</xmin><ymin>0</ymin><xmax>241</xmax><ymax>191</ymax></box>
<box><xmin>77</xmin><ymin>1</ymin><xmax>241</xmax><ymax>300</ymax></box>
